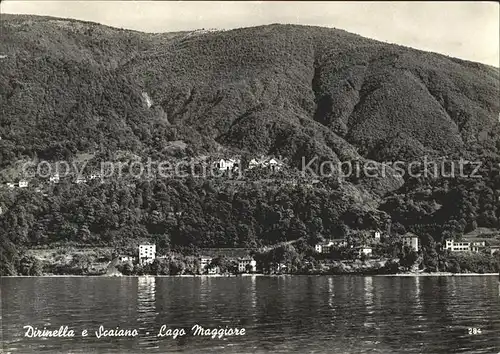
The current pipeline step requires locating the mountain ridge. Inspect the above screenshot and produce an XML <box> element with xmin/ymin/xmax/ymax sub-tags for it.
<box><xmin>1</xmin><ymin>14</ymin><xmax>499</xmax><ymax>170</ymax></box>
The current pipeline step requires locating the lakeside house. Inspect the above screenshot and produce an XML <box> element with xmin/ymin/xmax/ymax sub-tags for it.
<box><xmin>444</xmin><ymin>239</ymin><xmax>486</xmax><ymax>253</ymax></box>
<box><xmin>402</xmin><ymin>233</ymin><xmax>419</xmax><ymax>252</ymax></box>
<box><xmin>206</xmin><ymin>266</ymin><xmax>220</xmax><ymax>275</ymax></box>
<box><xmin>237</xmin><ymin>257</ymin><xmax>256</xmax><ymax>273</ymax></box>
<box><xmin>199</xmin><ymin>256</ymin><xmax>212</xmax><ymax>273</ymax></box>
<box><xmin>119</xmin><ymin>255</ymin><xmax>136</xmax><ymax>263</ymax></box>
<box><xmin>315</xmin><ymin>239</ymin><xmax>347</xmax><ymax>253</ymax></box>
<box><xmin>490</xmin><ymin>246</ymin><xmax>500</xmax><ymax>255</ymax></box>
<box><xmin>139</xmin><ymin>244</ymin><xmax>156</xmax><ymax>265</ymax></box>
<box><xmin>354</xmin><ymin>246</ymin><xmax>373</xmax><ymax>258</ymax></box>
<box><xmin>272</xmin><ymin>263</ymin><xmax>287</xmax><ymax>273</ymax></box>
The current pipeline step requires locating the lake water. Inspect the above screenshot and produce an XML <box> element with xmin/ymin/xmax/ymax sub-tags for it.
<box><xmin>1</xmin><ymin>275</ymin><xmax>499</xmax><ymax>353</ymax></box>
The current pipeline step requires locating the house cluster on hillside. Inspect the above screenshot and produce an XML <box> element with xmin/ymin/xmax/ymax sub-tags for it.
<box><xmin>1</xmin><ymin>173</ymin><xmax>104</xmax><ymax>190</ymax></box>
<box><xmin>315</xmin><ymin>238</ymin><xmax>348</xmax><ymax>253</ymax></box>
<box><xmin>2</xmin><ymin>156</ymin><xmax>286</xmax><ymax>190</ymax></box>
<box><xmin>214</xmin><ymin>156</ymin><xmax>285</xmax><ymax>172</ymax></box>
<box><xmin>248</xmin><ymin>157</ymin><xmax>284</xmax><ymax>172</ymax></box>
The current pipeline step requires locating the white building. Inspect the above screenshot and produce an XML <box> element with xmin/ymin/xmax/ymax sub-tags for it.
<box><xmin>315</xmin><ymin>239</ymin><xmax>347</xmax><ymax>253</ymax></box>
<box><xmin>18</xmin><ymin>180</ymin><xmax>28</xmax><ymax>188</ymax></box>
<box><xmin>374</xmin><ymin>231</ymin><xmax>381</xmax><ymax>241</ymax></box>
<box><xmin>49</xmin><ymin>174</ymin><xmax>60</xmax><ymax>184</ymax></box>
<box><xmin>248</xmin><ymin>158</ymin><xmax>261</xmax><ymax>170</ymax></box>
<box><xmin>490</xmin><ymin>246</ymin><xmax>500</xmax><ymax>255</ymax></box>
<box><xmin>207</xmin><ymin>266</ymin><xmax>220</xmax><ymax>275</ymax></box>
<box><xmin>6</xmin><ymin>183</ymin><xmax>15</xmax><ymax>189</ymax></box>
<box><xmin>199</xmin><ymin>256</ymin><xmax>212</xmax><ymax>272</ymax></box>
<box><xmin>248</xmin><ymin>156</ymin><xmax>284</xmax><ymax>171</ymax></box>
<box><xmin>139</xmin><ymin>244</ymin><xmax>156</xmax><ymax>265</ymax></box>
<box><xmin>119</xmin><ymin>255</ymin><xmax>136</xmax><ymax>263</ymax></box>
<box><xmin>273</xmin><ymin>263</ymin><xmax>287</xmax><ymax>273</ymax></box>
<box><xmin>238</xmin><ymin>257</ymin><xmax>256</xmax><ymax>273</ymax></box>
<box><xmin>355</xmin><ymin>246</ymin><xmax>373</xmax><ymax>257</ymax></box>
<box><xmin>216</xmin><ymin>158</ymin><xmax>239</xmax><ymax>171</ymax></box>
<box><xmin>268</xmin><ymin>158</ymin><xmax>284</xmax><ymax>172</ymax></box>
<box><xmin>444</xmin><ymin>239</ymin><xmax>486</xmax><ymax>253</ymax></box>
<box><xmin>76</xmin><ymin>177</ymin><xmax>87</xmax><ymax>184</ymax></box>
<box><xmin>402</xmin><ymin>233</ymin><xmax>419</xmax><ymax>252</ymax></box>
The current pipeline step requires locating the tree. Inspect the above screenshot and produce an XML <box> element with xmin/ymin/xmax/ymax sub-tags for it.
<box><xmin>398</xmin><ymin>246</ymin><xmax>419</xmax><ymax>271</ymax></box>
<box><xmin>122</xmin><ymin>261</ymin><xmax>134</xmax><ymax>275</ymax></box>
<box><xmin>268</xmin><ymin>244</ymin><xmax>302</xmax><ymax>273</ymax></box>
<box><xmin>30</xmin><ymin>258</ymin><xmax>43</xmax><ymax>276</ymax></box>
<box><xmin>245</xmin><ymin>263</ymin><xmax>253</xmax><ymax>273</ymax></box>
<box><xmin>19</xmin><ymin>256</ymin><xmax>35</xmax><ymax>276</ymax></box>
<box><xmin>71</xmin><ymin>254</ymin><xmax>92</xmax><ymax>275</ymax></box>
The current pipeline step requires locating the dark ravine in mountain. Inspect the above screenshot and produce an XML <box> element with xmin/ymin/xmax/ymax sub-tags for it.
<box><xmin>0</xmin><ymin>15</ymin><xmax>499</xmax><ymax>276</ymax></box>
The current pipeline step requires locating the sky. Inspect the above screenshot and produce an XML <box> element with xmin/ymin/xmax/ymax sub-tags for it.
<box><xmin>2</xmin><ymin>1</ymin><xmax>499</xmax><ymax>67</ymax></box>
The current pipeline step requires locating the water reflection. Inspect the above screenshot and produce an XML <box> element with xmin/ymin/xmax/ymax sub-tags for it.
<box><xmin>1</xmin><ymin>276</ymin><xmax>499</xmax><ymax>354</ymax></box>
<box><xmin>328</xmin><ymin>277</ymin><xmax>334</xmax><ymax>309</ymax></box>
<box><xmin>137</xmin><ymin>276</ymin><xmax>156</xmax><ymax>317</ymax></box>
<box><xmin>363</xmin><ymin>276</ymin><xmax>374</xmax><ymax>309</ymax></box>
<box><xmin>250</xmin><ymin>275</ymin><xmax>257</xmax><ymax>310</ymax></box>
<box><xmin>137</xmin><ymin>276</ymin><xmax>158</xmax><ymax>350</ymax></box>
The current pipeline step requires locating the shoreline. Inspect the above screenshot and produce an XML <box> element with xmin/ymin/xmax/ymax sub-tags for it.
<box><xmin>3</xmin><ymin>273</ymin><xmax>499</xmax><ymax>278</ymax></box>
<box><xmin>374</xmin><ymin>272</ymin><xmax>499</xmax><ymax>277</ymax></box>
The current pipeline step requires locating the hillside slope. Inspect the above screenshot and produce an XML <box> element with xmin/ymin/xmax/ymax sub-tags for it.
<box><xmin>1</xmin><ymin>15</ymin><xmax>498</xmax><ymax>168</ymax></box>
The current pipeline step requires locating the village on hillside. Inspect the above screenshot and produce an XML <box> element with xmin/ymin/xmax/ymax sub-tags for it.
<box><xmin>2</xmin><ymin>151</ymin><xmax>500</xmax><ymax>276</ymax></box>
<box><xmin>0</xmin><ymin>155</ymin><xmax>287</xmax><ymax>191</ymax></box>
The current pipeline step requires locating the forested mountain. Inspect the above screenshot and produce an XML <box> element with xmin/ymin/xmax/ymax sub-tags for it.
<box><xmin>1</xmin><ymin>15</ymin><xmax>499</xmax><ymax>274</ymax></box>
<box><xmin>1</xmin><ymin>15</ymin><xmax>498</xmax><ymax>166</ymax></box>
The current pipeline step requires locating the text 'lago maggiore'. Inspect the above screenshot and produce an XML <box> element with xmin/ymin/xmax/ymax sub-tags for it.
<box><xmin>23</xmin><ymin>325</ymin><xmax>246</xmax><ymax>340</ymax></box>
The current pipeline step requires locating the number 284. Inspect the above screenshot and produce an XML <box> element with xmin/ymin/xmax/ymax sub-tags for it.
<box><xmin>468</xmin><ymin>328</ymin><xmax>482</xmax><ymax>335</ymax></box>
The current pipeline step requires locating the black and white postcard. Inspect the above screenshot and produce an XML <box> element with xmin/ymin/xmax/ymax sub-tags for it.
<box><xmin>0</xmin><ymin>1</ymin><xmax>499</xmax><ymax>353</ymax></box>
